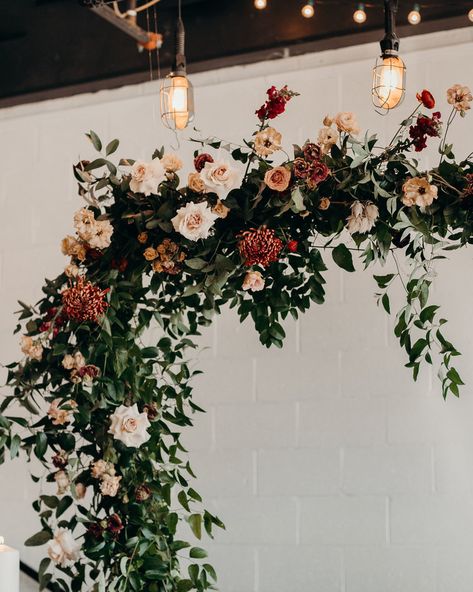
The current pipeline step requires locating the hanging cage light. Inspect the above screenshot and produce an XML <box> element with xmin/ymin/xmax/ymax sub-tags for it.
<box><xmin>372</xmin><ymin>0</ymin><xmax>406</xmax><ymax>111</ymax></box>
<box><xmin>160</xmin><ymin>16</ymin><xmax>194</xmax><ymax>130</ymax></box>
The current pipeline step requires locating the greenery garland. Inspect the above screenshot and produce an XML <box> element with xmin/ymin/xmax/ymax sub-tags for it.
<box><xmin>0</xmin><ymin>83</ymin><xmax>472</xmax><ymax>591</ymax></box>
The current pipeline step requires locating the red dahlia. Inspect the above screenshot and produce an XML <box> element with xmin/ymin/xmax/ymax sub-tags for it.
<box><xmin>194</xmin><ymin>153</ymin><xmax>214</xmax><ymax>172</ymax></box>
<box><xmin>61</xmin><ymin>277</ymin><xmax>109</xmax><ymax>323</ymax></box>
<box><xmin>238</xmin><ymin>227</ymin><xmax>283</xmax><ymax>268</ymax></box>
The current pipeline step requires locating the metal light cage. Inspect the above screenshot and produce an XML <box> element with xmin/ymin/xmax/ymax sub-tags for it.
<box><xmin>160</xmin><ymin>73</ymin><xmax>194</xmax><ymax>131</ymax></box>
<box><xmin>372</xmin><ymin>53</ymin><xmax>406</xmax><ymax>111</ymax></box>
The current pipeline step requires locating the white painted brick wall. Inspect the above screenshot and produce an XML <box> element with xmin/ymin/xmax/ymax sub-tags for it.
<box><xmin>1</xmin><ymin>26</ymin><xmax>473</xmax><ymax>592</ymax></box>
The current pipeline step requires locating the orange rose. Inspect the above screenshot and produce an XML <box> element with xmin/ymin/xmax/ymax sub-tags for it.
<box><xmin>264</xmin><ymin>166</ymin><xmax>291</xmax><ymax>192</ymax></box>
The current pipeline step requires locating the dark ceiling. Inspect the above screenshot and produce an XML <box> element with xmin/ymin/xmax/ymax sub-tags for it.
<box><xmin>0</xmin><ymin>0</ymin><xmax>471</xmax><ymax>107</ymax></box>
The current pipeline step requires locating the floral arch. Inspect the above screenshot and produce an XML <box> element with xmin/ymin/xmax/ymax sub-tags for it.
<box><xmin>0</xmin><ymin>83</ymin><xmax>472</xmax><ymax>591</ymax></box>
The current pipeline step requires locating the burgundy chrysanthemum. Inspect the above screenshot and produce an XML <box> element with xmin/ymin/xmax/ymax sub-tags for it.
<box><xmin>194</xmin><ymin>153</ymin><xmax>214</xmax><ymax>172</ymax></box>
<box><xmin>238</xmin><ymin>227</ymin><xmax>283</xmax><ymax>268</ymax></box>
<box><xmin>61</xmin><ymin>277</ymin><xmax>109</xmax><ymax>323</ymax></box>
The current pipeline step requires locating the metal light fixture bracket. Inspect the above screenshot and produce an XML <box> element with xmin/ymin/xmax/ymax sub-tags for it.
<box><xmin>380</xmin><ymin>0</ymin><xmax>400</xmax><ymax>55</ymax></box>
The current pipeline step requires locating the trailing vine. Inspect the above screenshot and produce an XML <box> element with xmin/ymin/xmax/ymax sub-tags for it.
<box><xmin>0</xmin><ymin>82</ymin><xmax>472</xmax><ymax>591</ymax></box>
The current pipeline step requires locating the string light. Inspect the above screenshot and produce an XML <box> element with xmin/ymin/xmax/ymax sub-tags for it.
<box><xmin>407</xmin><ymin>3</ymin><xmax>421</xmax><ymax>25</ymax></box>
<box><xmin>468</xmin><ymin>8</ymin><xmax>473</xmax><ymax>21</ymax></box>
<box><xmin>301</xmin><ymin>0</ymin><xmax>315</xmax><ymax>18</ymax></box>
<box><xmin>372</xmin><ymin>0</ymin><xmax>406</xmax><ymax>111</ymax></box>
<box><xmin>353</xmin><ymin>3</ymin><xmax>367</xmax><ymax>24</ymax></box>
<box><xmin>254</xmin><ymin>0</ymin><xmax>267</xmax><ymax>10</ymax></box>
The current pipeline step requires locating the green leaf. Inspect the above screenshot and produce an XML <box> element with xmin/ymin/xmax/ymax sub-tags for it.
<box><xmin>189</xmin><ymin>514</ymin><xmax>202</xmax><ymax>540</ymax></box>
<box><xmin>87</xmin><ymin>130</ymin><xmax>102</xmax><ymax>151</ymax></box>
<box><xmin>332</xmin><ymin>244</ymin><xmax>355</xmax><ymax>272</ymax></box>
<box><xmin>189</xmin><ymin>547</ymin><xmax>208</xmax><ymax>559</ymax></box>
<box><xmin>106</xmin><ymin>139</ymin><xmax>119</xmax><ymax>156</ymax></box>
<box><xmin>25</xmin><ymin>530</ymin><xmax>52</xmax><ymax>547</ymax></box>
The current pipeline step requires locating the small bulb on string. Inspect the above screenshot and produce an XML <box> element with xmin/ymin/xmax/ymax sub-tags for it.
<box><xmin>301</xmin><ymin>0</ymin><xmax>314</xmax><ymax>18</ymax></box>
<box><xmin>468</xmin><ymin>8</ymin><xmax>473</xmax><ymax>22</ymax></box>
<box><xmin>353</xmin><ymin>3</ymin><xmax>367</xmax><ymax>24</ymax></box>
<box><xmin>254</xmin><ymin>0</ymin><xmax>267</xmax><ymax>9</ymax></box>
<box><xmin>408</xmin><ymin>4</ymin><xmax>421</xmax><ymax>25</ymax></box>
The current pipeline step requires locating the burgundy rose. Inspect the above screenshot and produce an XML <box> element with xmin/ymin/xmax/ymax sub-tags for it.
<box><xmin>307</xmin><ymin>161</ymin><xmax>330</xmax><ymax>188</ymax></box>
<box><xmin>143</xmin><ymin>402</ymin><xmax>160</xmax><ymax>421</ymax></box>
<box><xmin>293</xmin><ymin>158</ymin><xmax>311</xmax><ymax>179</ymax></box>
<box><xmin>194</xmin><ymin>153</ymin><xmax>214</xmax><ymax>173</ymax></box>
<box><xmin>135</xmin><ymin>484</ymin><xmax>152</xmax><ymax>502</ymax></box>
<box><xmin>111</xmin><ymin>257</ymin><xmax>128</xmax><ymax>273</ymax></box>
<box><xmin>302</xmin><ymin>142</ymin><xmax>321</xmax><ymax>161</ymax></box>
<box><xmin>87</xmin><ymin>522</ymin><xmax>104</xmax><ymax>540</ymax></box>
<box><xmin>52</xmin><ymin>450</ymin><xmax>68</xmax><ymax>469</ymax></box>
<box><xmin>107</xmin><ymin>513</ymin><xmax>124</xmax><ymax>537</ymax></box>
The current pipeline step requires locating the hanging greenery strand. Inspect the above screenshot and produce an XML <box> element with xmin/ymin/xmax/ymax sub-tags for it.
<box><xmin>0</xmin><ymin>82</ymin><xmax>472</xmax><ymax>591</ymax></box>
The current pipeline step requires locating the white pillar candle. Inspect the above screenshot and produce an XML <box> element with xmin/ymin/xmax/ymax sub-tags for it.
<box><xmin>0</xmin><ymin>536</ymin><xmax>20</xmax><ymax>592</ymax></box>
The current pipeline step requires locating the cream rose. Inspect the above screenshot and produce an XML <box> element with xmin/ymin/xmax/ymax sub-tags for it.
<box><xmin>171</xmin><ymin>201</ymin><xmax>218</xmax><ymax>242</ymax></box>
<box><xmin>108</xmin><ymin>404</ymin><xmax>151</xmax><ymax>448</ymax></box>
<box><xmin>73</xmin><ymin>208</ymin><xmax>96</xmax><ymax>242</ymax></box>
<box><xmin>242</xmin><ymin>271</ymin><xmax>265</xmax><ymax>292</ymax></box>
<box><xmin>88</xmin><ymin>219</ymin><xmax>114</xmax><ymax>250</ymax></box>
<box><xmin>48</xmin><ymin>528</ymin><xmax>81</xmax><ymax>567</ymax></box>
<box><xmin>212</xmin><ymin>200</ymin><xmax>230</xmax><ymax>219</ymax></box>
<box><xmin>100</xmin><ymin>475</ymin><xmax>122</xmax><ymax>497</ymax></box>
<box><xmin>54</xmin><ymin>470</ymin><xmax>70</xmax><ymax>495</ymax></box>
<box><xmin>346</xmin><ymin>201</ymin><xmax>379</xmax><ymax>234</ymax></box>
<box><xmin>64</xmin><ymin>263</ymin><xmax>81</xmax><ymax>278</ymax></box>
<box><xmin>254</xmin><ymin>127</ymin><xmax>282</xmax><ymax>157</ymax></box>
<box><xmin>162</xmin><ymin>152</ymin><xmax>183</xmax><ymax>172</ymax></box>
<box><xmin>20</xmin><ymin>335</ymin><xmax>43</xmax><ymax>361</ymax></box>
<box><xmin>200</xmin><ymin>159</ymin><xmax>242</xmax><ymax>200</ymax></box>
<box><xmin>334</xmin><ymin>112</ymin><xmax>360</xmax><ymax>135</ymax></box>
<box><xmin>402</xmin><ymin>177</ymin><xmax>438</xmax><ymax>207</ymax></box>
<box><xmin>317</xmin><ymin>126</ymin><xmax>338</xmax><ymax>155</ymax></box>
<box><xmin>91</xmin><ymin>459</ymin><xmax>116</xmax><ymax>479</ymax></box>
<box><xmin>264</xmin><ymin>166</ymin><xmax>291</xmax><ymax>192</ymax></box>
<box><xmin>130</xmin><ymin>158</ymin><xmax>166</xmax><ymax>196</ymax></box>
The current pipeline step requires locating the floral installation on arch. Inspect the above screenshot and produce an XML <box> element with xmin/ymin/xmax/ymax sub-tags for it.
<box><xmin>0</xmin><ymin>82</ymin><xmax>473</xmax><ymax>591</ymax></box>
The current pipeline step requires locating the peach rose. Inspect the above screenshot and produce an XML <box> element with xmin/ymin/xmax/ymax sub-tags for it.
<box><xmin>188</xmin><ymin>172</ymin><xmax>206</xmax><ymax>194</ymax></box>
<box><xmin>161</xmin><ymin>152</ymin><xmax>183</xmax><ymax>172</ymax></box>
<box><xmin>264</xmin><ymin>166</ymin><xmax>291</xmax><ymax>192</ymax></box>
<box><xmin>242</xmin><ymin>271</ymin><xmax>265</xmax><ymax>292</ymax></box>
<box><xmin>334</xmin><ymin>111</ymin><xmax>360</xmax><ymax>135</ymax></box>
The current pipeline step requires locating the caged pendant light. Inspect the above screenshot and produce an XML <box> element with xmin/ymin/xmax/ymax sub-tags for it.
<box><xmin>160</xmin><ymin>2</ymin><xmax>194</xmax><ymax>131</ymax></box>
<box><xmin>372</xmin><ymin>0</ymin><xmax>406</xmax><ymax>111</ymax></box>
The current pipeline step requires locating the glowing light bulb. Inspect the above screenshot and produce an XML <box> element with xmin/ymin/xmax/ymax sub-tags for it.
<box><xmin>408</xmin><ymin>4</ymin><xmax>421</xmax><ymax>25</ymax></box>
<box><xmin>353</xmin><ymin>4</ymin><xmax>366</xmax><ymax>24</ymax></box>
<box><xmin>468</xmin><ymin>8</ymin><xmax>473</xmax><ymax>22</ymax></box>
<box><xmin>301</xmin><ymin>1</ymin><xmax>314</xmax><ymax>18</ymax></box>
<box><xmin>254</xmin><ymin>0</ymin><xmax>267</xmax><ymax>9</ymax></box>
<box><xmin>160</xmin><ymin>74</ymin><xmax>194</xmax><ymax>131</ymax></box>
<box><xmin>372</xmin><ymin>54</ymin><xmax>406</xmax><ymax>110</ymax></box>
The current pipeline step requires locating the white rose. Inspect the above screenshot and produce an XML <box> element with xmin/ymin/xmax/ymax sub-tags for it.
<box><xmin>48</xmin><ymin>528</ymin><xmax>81</xmax><ymax>567</ymax></box>
<box><xmin>200</xmin><ymin>159</ymin><xmax>243</xmax><ymax>200</ymax></box>
<box><xmin>171</xmin><ymin>201</ymin><xmax>218</xmax><ymax>242</ymax></box>
<box><xmin>130</xmin><ymin>159</ymin><xmax>165</xmax><ymax>196</ymax></box>
<box><xmin>108</xmin><ymin>404</ymin><xmax>151</xmax><ymax>448</ymax></box>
